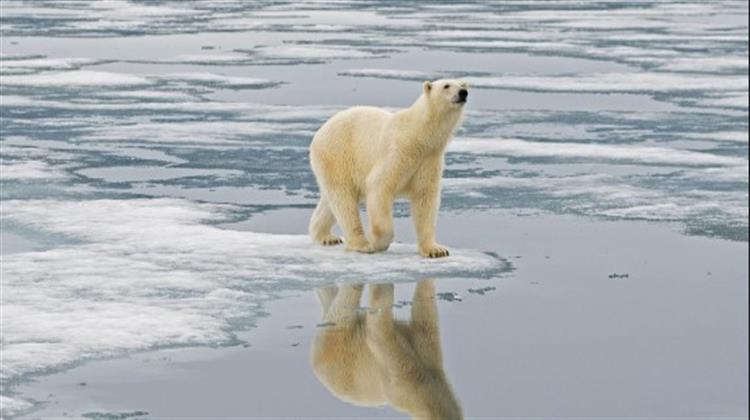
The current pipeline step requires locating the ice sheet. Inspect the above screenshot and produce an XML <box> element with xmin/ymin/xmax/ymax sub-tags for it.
<box><xmin>0</xmin><ymin>198</ymin><xmax>510</xmax><ymax>410</ymax></box>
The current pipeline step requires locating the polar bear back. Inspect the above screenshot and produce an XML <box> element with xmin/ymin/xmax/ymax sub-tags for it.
<box><xmin>310</xmin><ymin>106</ymin><xmax>394</xmax><ymax>192</ymax></box>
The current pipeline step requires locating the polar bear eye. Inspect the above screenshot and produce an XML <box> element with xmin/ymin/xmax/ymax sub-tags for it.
<box><xmin>443</xmin><ymin>84</ymin><xmax>450</xmax><ymax>89</ymax></box>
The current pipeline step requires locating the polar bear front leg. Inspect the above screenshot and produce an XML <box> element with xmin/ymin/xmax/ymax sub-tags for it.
<box><xmin>366</xmin><ymin>189</ymin><xmax>395</xmax><ymax>253</ymax></box>
<box><xmin>411</xmin><ymin>175</ymin><xmax>449</xmax><ymax>258</ymax></box>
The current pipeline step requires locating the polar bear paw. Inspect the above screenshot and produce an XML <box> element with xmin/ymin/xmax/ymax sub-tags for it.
<box><xmin>318</xmin><ymin>234</ymin><xmax>343</xmax><ymax>246</ymax></box>
<box><xmin>346</xmin><ymin>239</ymin><xmax>375</xmax><ymax>254</ymax></box>
<box><xmin>420</xmin><ymin>244</ymin><xmax>450</xmax><ymax>258</ymax></box>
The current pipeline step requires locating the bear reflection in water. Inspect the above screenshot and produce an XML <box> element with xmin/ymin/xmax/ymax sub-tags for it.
<box><xmin>311</xmin><ymin>280</ymin><xmax>462</xmax><ymax>419</ymax></box>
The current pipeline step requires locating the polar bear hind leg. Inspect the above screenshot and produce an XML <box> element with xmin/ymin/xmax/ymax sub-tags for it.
<box><xmin>309</xmin><ymin>195</ymin><xmax>343</xmax><ymax>246</ymax></box>
<box><xmin>324</xmin><ymin>187</ymin><xmax>372</xmax><ymax>253</ymax></box>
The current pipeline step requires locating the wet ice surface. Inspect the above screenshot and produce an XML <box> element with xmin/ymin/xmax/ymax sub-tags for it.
<box><xmin>0</xmin><ymin>0</ymin><xmax>748</xmax><ymax>417</ymax></box>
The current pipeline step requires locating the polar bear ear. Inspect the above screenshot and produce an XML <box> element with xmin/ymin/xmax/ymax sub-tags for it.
<box><xmin>423</xmin><ymin>80</ymin><xmax>432</xmax><ymax>94</ymax></box>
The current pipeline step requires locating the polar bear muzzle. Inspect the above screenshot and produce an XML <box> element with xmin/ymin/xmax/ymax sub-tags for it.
<box><xmin>454</xmin><ymin>88</ymin><xmax>468</xmax><ymax>104</ymax></box>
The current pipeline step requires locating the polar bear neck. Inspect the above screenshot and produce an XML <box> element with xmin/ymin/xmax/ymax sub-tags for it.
<box><xmin>404</xmin><ymin>94</ymin><xmax>464</xmax><ymax>151</ymax></box>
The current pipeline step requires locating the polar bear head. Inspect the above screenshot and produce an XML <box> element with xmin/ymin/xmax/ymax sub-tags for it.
<box><xmin>422</xmin><ymin>79</ymin><xmax>469</xmax><ymax>111</ymax></box>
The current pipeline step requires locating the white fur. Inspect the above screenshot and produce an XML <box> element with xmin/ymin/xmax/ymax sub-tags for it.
<box><xmin>311</xmin><ymin>281</ymin><xmax>462</xmax><ymax>419</ymax></box>
<box><xmin>309</xmin><ymin>79</ymin><xmax>468</xmax><ymax>257</ymax></box>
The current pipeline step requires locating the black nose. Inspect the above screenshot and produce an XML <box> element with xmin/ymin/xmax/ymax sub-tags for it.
<box><xmin>459</xmin><ymin>89</ymin><xmax>468</xmax><ymax>99</ymax></box>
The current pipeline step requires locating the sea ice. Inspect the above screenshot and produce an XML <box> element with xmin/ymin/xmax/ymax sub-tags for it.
<box><xmin>0</xmin><ymin>198</ymin><xmax>510</xmax><ymax>410</ymax></box>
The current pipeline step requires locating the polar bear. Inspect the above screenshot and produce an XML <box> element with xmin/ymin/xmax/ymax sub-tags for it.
<box><xmin>309</xmin><ymin>79</ymin><xmax>468</xmax><ymax>258</ymax></box>
<box><xmin>311</xmin><ymin>280</ymin><xmax>463</xmax><ymax>419</ymax></box>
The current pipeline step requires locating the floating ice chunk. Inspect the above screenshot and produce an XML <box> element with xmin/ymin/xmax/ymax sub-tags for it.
<box><xmin>76</xmin><ymin>166</ymin><xmax>243</xmax><ymax>183</ymax></box>
<box><xmin>0</xmin><ymin>161</ymin><xmax>66</xmax><ymax>180</ymax></box>
<box><xmin>252</xmin><ymin>45</ymin><xmax>386</xmax><ymax>60</ymax></box>
<box><xmin>427</xmin><ymin>39</ymin><xmax>579</xmax><ymax>53</ymax></box>
<box><xmin>443</xmin><ymin>174</ymin><xmax>637</xmax><ymax>202</ymax></box>
<box><xmin>86</xmin><ymin>0</ymin><xmax>199</xmax><ymax>17</ymax></box>
<box><xmin>0</xmin><ymin>5</ymin><xmax>83</xmax><ymax>18</ymax></box>
<box><xmin>468</xmin><ymin>286</ymin><xmax>496</xmax><ymax>295</ymax></box>
<box><xmin>0</xmin><ymin>95</ymin><xmax>38</xmax><ymax>107</ymax></box>
<box><xmin>78</xmin><ymin>120</ymin><xmax>314</xmax><ymax>144</ymax></box>
<box><xmin>94</xmin><ymin>90</ymin><xmax>197</xmax><ymax>101</ymax></box>
<box><xmin>449</xmin><ymin>138</ymin><xmax>748</xmax><ymax>167</ymax></box>
<box><xmin>159</xmin><ymin>72</ymin><xmax>280</xmax><ymax>88</ymax></box>
<box><xmin>0</xmin><ymin>95</ymin><xmax>341</xmax><ymax>120</ymax></box>
<box><xmin>598</xmin><ymin>199</ymin><xmax>749</xmax><ymax>222</ymax></box>
<box><xmin>0</xmin><ymin>57</ymin><xmax>101</xmax><ymax>74</ymax></box>
<box><xmin>548</xmin><ymin>18</ymin><xmax>669</xmax><ymax>30</ymax></box>
<box><xmin>700</xmin><ymin>94</ymin><xmax>749</xmax><ymax>109</ymax></box>
<box><xmin>0</xmin><ymin>395</ymin><xmax>33</xmax><ymax>418</ymax></box>
<box><xmin>340</xmin><ymin>68</ymin><xmax>433</xmax><ymax>80</ymax></box>
<box><xmin>691</xmin><ymin>165</ymin><xmax>750</xmax><ymax>183</ymax></box>
<box><xmin>436</xmin><ymin>292</ymin><xmax>462</xmax><ymax>302</ymax></box>
<box><xmin>149</xmin><ymin>47</ymin><xmax>385</xmax><ymax>65</ymax></box>
<box><xmin>463</xmin><ymin>73</ymin><xmax>748</xmax><ymax>94</ymax></box>
<box><xmin>495</xmin><ymin>3</ymin><xmax>718</xmax><ymax>24</ymax></box>
<box><xmin>1</xmin><ymin>0</ymin><xmax>199</xmax><ymax>19</ymax></box>
<box><xmin>443</xmin><ymin>172</ymin><xmax>748</xmax><ymax>238</ymax></box>
<box><xmin>684</xmin><ymin>131</ymin><xmax>748</xmax><ymax>143</ymax></box>
<box><xmin>1</xmin><ymin>198</ymin><xmax>509</xmax><ymax>401</ymax></box>
<box><xmin>2</xmin><ymin>199</ymin><xmax>508</xmax><ymax>280</ymax></box>
<box><xmin>1</xmin><ymin>70</ymin><xmax>151</xmax><ymax>87</ymax></box>
<box><xmin>658</xmin><ymin>57</ymin><xmax>749</xmax><ymax>73</ymax></box>
<box><xmin>156</xmin><ymin>53</ymin><xmax>252</xmax><ymax>64</ymax></box>
<box><xmin>81</xmin><ymin>411</ymin><xmax>150</xmax><ymax>419</ymax></box>
<box><xmin>341</xmin><ymin>69</ymin><xmax>748</xmax><ymax>94</ymax></box>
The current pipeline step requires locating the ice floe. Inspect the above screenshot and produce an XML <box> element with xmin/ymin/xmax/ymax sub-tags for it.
<box><xmin>2</xmin><ymin>70</ymin><xmax>280</xmax><ymax>91</ymax></box>
<box><xmin>340</xmin><ymin>69</ymin><xmax>748</xmax><ymax>95</ymax></box>
<box><xmin>249</xmin><ymin>45</ymin><xmax>388</xmax><ymax>61</ymax></box>
<box><xmin>0</xmin><ymin>198</ymin><xmax>510</xmax><ymax>410</ymax></box>
<box><xmin>0</xmin><ymin>161</ymin><xmax>67</xmax><ymax>181</ymax></box>
<box><xmin>158</xmin><ymin>72</ymin><xmax>281</xmax><ymax>88</ymax></box>
<box><xmin>449</xmin><ymin>138</ymin><xmax>748</xmax><ymax>167</ymax></box>
<box><xmin>461</xmin><ymin>73</ymin><xmax>748</xmax><ymax>95</ymax></box>
<box><xmin>684</xmin><ymin>131</ymin><xmax>749</xmax><ymax>144</ymax></box>
<box><xmin>1</xmin><ymin>70</ymin><xmax>151</xmax><ymax>87</ymax></box>
<box><xmin>657</xmin><ymin>57</ymin><xmax>749</xmax><ymax>73</ymax></box>
<box><xmin>443</xmin><ymin>172</ymin><xmax>748</xmax><ymax>239</ymax></box>
<box><xmin>700</xmin><ymin>94</ymin><xmax>749</xmax><ymax>109</ymax></box>
<box><xmin>0</xmin><ymin>395</ymin><xmax>33</xmax><ymax>418</ymax></box>
<box><xmin>75</xmin><ymin>166</ymin><xmax>243</xmax><ymax>183</ymax></box>
<box><xmin>77</xmin><ymin>120</ymin><xmax>314</xmax><ymax>145</ymax></box>
<box><xmin>0</xmin><ymin>57</ymin><xmax>103</xmax><ymax>74</ymax></box>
